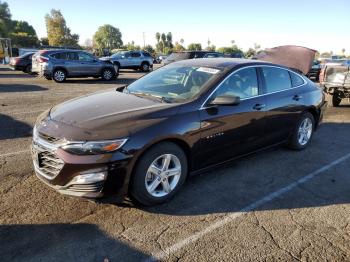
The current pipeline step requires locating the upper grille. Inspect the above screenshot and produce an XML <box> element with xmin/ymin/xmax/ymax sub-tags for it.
<box><xmin>38</xmin><ymin>132</ymin><xmax>63</xmax><ymax>144</ymax></box>
<box><xmin>33</xmin><ymin>142</ymin><xmax>64</xmax><ymax>179</ymax></box>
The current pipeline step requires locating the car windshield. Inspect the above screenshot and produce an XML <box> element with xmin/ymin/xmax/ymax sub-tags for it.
<box><xmin>125</xmin><ymin>65</ymin><xmax>222</xmax><ymax>103</ymax></box>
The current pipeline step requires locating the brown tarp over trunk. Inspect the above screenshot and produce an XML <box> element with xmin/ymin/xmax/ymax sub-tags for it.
<box><xmin>254</xmin><ymin>45</ymin><xmax>317</xmax><ymax>75</ymax></box>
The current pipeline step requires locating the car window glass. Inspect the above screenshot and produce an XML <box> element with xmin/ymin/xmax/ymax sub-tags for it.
<box><xmin>262</xmin><ymin>67</ymin><xmax>292</xmax><ymax>93</ymax></box>
<box><xmin>66</xmin><ymin>52</ymin><xmax>78</xmax><ymax>60</ymax></box>
<box><xmin>78</xmin><ymin>52</ymin><xmax>94</xmax><ymax>61</ymax></box>
<box><xmin>131</xmin><ymin>52</ymin><xmax>141</xmax><ymax>58</ymax></box>
<box><xmin>51</xmin><ymin>52</ymin><xmax>67</xmax><ymax>60</ymax></box>
<box><xmin>289</xmin><ymin>72</ymin><xmax>304</xmax><ymax>87</ymax></box>
<box><xmin>124</xmin><ymin>52</ymin><xmax>131</xmax><ymax>58</ymax></box>
<box><xmin>211</xmin><ymin>67</ymin><xmax>259</xmax><ymax>100</ymax></box>
<box><xmin>142</xmin><ymin>52</ymin><xmax>151</xmax><ymax>57</ymax></box>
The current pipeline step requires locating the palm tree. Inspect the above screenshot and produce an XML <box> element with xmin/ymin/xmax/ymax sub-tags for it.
<box><xmin>155</xmin><ymin>32</ymin><xmax>160</xmax><ymax>43</ymax></box>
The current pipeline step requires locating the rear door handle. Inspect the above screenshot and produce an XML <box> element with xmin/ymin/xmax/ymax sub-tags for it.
<box><xmin>293</xmin><ymin>95</ymin><xmax>303</xmax><ymax>101</ymax></box>
<box><xmin>253</xmin><ymin>104</ymin><xmax>266</xmax><ymax>110</ymax></box>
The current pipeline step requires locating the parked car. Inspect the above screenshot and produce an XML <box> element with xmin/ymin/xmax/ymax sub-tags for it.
<box><xmin>320</xmin><ymin>63</ymin><xmax>350</xmax><ymax>106</ymax></box>
<box><xmin>224</xmin><ymin>52</ymin><xmax>244</xmax><ymax>58</ymax></box>
<box><xmin>31</xmin><ymin>49</ymin><xmax>117</xmax><ymax>83</ymax></box>
<box><xmin>32</xmin><ymin>58</ymin><xmax>326</xmax><ymax>206</ymax></box>
<box><xmin>9</xmin><ymin>52</ymin><xmax>34</xmax><ymax>73</ymax></box>
<box><xmin>306</xmin><ymin>60</ymin><xmax>321</xmax><ymax>81</ymax></box>
<box><xmin>163</xmin><ymin>51</ymin><xmax>223</xmax><ymax>65</ymax></box>
<box><xmin>100</xmin><ymin>50</ymin><xmax>153</xmax><ymax>72</ymax></box>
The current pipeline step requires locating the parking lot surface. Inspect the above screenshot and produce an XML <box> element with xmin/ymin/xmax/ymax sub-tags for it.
<box><xmin>1</xmin><ymin>65</ymin><xmax>350</xmax><ymax>262</ymax></box>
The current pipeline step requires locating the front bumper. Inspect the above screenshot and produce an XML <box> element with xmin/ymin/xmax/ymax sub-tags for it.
<box><xmin>31</xmin><ymin>134</ymin><xmax>132</xmax><ymax>199</ymax></box>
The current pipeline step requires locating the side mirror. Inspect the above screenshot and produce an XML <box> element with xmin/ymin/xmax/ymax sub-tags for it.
<box><xmin>210</xmin><ymin>95</ymin><xmax>241</xmax><ymax>106</ymax></box>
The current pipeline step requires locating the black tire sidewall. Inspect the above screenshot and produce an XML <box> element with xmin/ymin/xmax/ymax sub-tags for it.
<box><xmin>332</xmin><ymin>92</ymin><xmax>341</xmax><ymax>107</ymax></box>
<box><xmin>141</xmin><ymin>62</ymin><xmax>150</xmax><ymax>72</ymax></box>
<box><xmin>289</xmin><ymin>112</ymin><xmax>315</xmax><ymax>150</ymax></box>
<box><xmin>130</xmin><ymin>142</ymin><xmax>188</xmax><ymax>206</ymax></box>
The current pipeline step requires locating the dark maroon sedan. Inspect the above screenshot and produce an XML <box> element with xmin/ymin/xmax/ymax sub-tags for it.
<box><xmin>9</xmin><ymin>52</ymin><xmax>34</xmax><ymax>73</ymax></box>
<box><xmin>32</xmin><ymin>58</ymin><xmax>326</xmax><ymax>206</ymax></box>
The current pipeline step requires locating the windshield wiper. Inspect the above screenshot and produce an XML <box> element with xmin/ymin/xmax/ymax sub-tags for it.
<box><xmin>129</xmin><ymin>92</ymin><xmax>171</xmax><ymax>103</ymax></box>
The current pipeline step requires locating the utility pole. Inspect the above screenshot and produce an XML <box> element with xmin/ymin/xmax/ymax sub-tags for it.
<box><xmin>143</xmin><ymin>32</ymin><xmax>145</xmax><ymax>48</ymax></box>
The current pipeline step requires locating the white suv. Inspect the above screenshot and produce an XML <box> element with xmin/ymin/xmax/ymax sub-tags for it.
<box><xmin>100</xmin><ymin>50</ymin><xmax>154</xmax><ymax>72</ymax></box>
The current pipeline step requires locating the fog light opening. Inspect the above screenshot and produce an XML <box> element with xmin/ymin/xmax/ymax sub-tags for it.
<box><xmin>71</xmin><ymin>171</ymin><xmax>108</xmax><ymax>184</ymax></box>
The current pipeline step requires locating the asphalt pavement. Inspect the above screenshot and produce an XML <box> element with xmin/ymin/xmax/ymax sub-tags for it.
<box><xmin>0</xmin><ymin>65</ymin><xmax>349</xmax><ymax>262</ymax></box>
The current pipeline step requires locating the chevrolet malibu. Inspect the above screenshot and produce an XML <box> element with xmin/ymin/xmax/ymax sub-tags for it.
<box><xmin>32</xmin><ymin>58</ymin><xmax>326</xmax><ymax>206</ymax></box>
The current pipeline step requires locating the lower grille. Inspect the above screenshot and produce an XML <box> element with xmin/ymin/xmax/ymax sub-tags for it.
<box><xmin>67</xmin><ymin>181</ymin><xmax>104</xmax><ymax>193</ymax></box>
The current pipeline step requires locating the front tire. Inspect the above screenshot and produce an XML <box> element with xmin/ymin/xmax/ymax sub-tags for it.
<box><xmin>288</xmin><ymin>112</ymin><xmax>315</xmax><ymax>150</ymax></box>
<box><xmin>101</xmin><ymin>68</ymin><xmax>115</xmax><ymax>81</ymax></box>
<box><xmin>24</xmin><ymin>64</ymin><xmax>31</xmax><ymax>74</ymax></box>
<box><xmin>130</xmin><ymin>142</ymin><xmax>188</xmax><ymax>206</ymax></box>
<box><xmin>53</xmin><ymin>69</ymin><xmax>66</xmax><ymax>83</ymax></box>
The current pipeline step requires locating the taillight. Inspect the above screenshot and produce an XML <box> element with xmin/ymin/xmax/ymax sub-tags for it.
<box><xmin>12</xmin><ymin>58</ymin><xmax>20</xmax><ymax>64</ymax></box>
<box><xmin>37</xmin><ymin>56</ymin><xmax>49</xmax><ymax>63</ymax></box>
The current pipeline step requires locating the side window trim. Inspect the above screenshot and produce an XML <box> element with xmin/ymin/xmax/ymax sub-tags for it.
<box><xmin>200</xmin><ymin>65</ymin><xmax>307</xmax><ymax>109</ymax></box>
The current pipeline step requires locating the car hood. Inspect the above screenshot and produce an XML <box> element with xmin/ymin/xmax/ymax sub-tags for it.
<box><xmin>46</xmin><ymin>89</ymin><xmax>179</xmax><ymax>140</ymax></box>
<box><xmin>254</xmin><ymin>45</ymin><xmax>317</xmax><ymax>74</ymax></box>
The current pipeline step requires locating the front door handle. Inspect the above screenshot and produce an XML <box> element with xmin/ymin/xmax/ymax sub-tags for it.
<box><xmin>293</xmin><ymin>95</ymin><xmax>303</xmax><ymax>101</ymax></box>
<box><xmin>253</xmin><ymin>104</ymin><xmax>266</xmax><ymax>110</ymax></box>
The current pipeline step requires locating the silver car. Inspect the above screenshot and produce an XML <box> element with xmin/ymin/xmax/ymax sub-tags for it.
<box><xmin>100</xmin><ymin>50</ymin><xmax>153</xmax><ymax>72</ymax></box>
<box><xmin>32</xmin><ymin>49</ymin><xmax>118</xmax><ymax>83</ymax></box>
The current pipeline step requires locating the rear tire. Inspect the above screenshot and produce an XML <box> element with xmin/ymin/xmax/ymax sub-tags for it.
<box><xmin>130</xmin><ymin>142</ymin><xmax>188</xmax><ymax>206</ymax></box>
<box><xmin>288</xmin><ymin>112</ymin><xmax>315</xmax><ymax>150</ymax></box>
<box><xmin>331</xmin><ymin>92</ymin><xmax>341</xmax><ymax>107</ymax></box>
<box><xmin>141</xmin><ymin>62</ymin><xmax>150</xmax><ymax>72</ymax></box>
<box><xmin>53</xmin><ymin>69</ymin><xmax>66</xmax><ymax>83</ymax></box>
<box><xmin>24</xmin><ymin>64</ymin><xmax>31</xmax><ymax>74</ymax></box>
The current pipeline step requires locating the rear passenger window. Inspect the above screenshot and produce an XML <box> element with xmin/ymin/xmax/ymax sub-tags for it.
<box><xmin>131</xmin><ymin>52</ymin><xmax>141</xmax><ymax>58</ymax></box>
<box><xmin>142</xmin><ymin>52</ymin><xmax>151</xmax><ymax>57</ymax></box>
<box><xmin>51</xmin><ymin>52</ymin><xmax>67</xmax><ymax>60</ymax></box>
<box><xmin>262</xmin><ymin>67</ymin><xmax>292</xmax><ymax>93</ymax></box>
<box><xmin>289</xmin><ymin>72</ymin><xmax>305</xmax><ymax>87</ymax></box>
<box><xmin>66</xmin><ymin>52</ymin><xmax>78</xmax><ymax>60</ymax></box>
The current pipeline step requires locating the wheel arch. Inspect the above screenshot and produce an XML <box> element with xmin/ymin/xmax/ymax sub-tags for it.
<box><xmin>304</xmin><ymin>106</ymin><xmax>319</xmax><ymax>129</ymax></box>
<box><xmin>126</xmin><ymin>137</ymin><xmax>192</xmax><ymax>192</ymax></box>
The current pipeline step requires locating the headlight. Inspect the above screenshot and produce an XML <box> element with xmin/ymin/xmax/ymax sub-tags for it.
<box><xmin>61</xmin><ymin>139</ymin><xmax>128</xmax><ymax>155</ymax></box>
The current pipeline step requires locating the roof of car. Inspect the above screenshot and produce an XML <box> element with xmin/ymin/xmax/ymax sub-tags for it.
<box><xmin>171</xmin><ymin>58</ymin><xmax>277</xmax><ymax>70</ymax></box>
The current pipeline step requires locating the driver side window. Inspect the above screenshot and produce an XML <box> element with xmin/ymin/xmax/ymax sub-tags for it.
<box><xmin>211</xmin><ymin>67</ymin><xmax>259</xmax><ymax>100</ymax></box>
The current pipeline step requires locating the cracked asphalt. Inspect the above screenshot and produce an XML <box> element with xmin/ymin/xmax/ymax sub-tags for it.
<box><xmin>0</xmin><ymin>65</ymin><xmax>350</xmax><ymax>262</ymax></box>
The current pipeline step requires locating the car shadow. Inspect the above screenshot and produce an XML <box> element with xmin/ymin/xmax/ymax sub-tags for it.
<box><xmin>0</xmin><ymin>224</ymin><xmax>151</xmax><ymax>262</ymax></box>
<box><xmin>121</xmin><ymin>122</ymin><xmax>350</xmax><ymax>216</ymax></box>
<box><xmin>0</xmin><ymin>114</ymin><xmax>33</xmax><ymax>140</ymax></box>
<box><xmin>0</xmin><ymin>84</ymin><xmax>47</xmax><ymax>92</ymax></box>
<box><xmin>0</xmin><ymin>72</ymin><xmax>35</xmax><ymax>78</ymax></box>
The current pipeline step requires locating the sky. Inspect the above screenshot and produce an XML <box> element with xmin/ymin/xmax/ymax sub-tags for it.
<box><xmin>6</xmin><ymin>0</ymin><xmax>350</xmax><ymax>54</ymax></box>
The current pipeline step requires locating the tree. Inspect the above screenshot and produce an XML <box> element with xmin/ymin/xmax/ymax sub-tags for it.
<box><xmin>245</xmin><ymin>48</ymin><xmax>256</xmax><ymax>58</ymax></box>
<box><xmin>166</xmin><ymin>32</ymin><xmax>173</xmax><ymax>48</ymax></box>
<box><xmin>180</xmin><ymin>38</ymin><xmax>184</xmax><ymax>45</ymax></box>
<box><xmin>45</xmin><ymin>9</ymin><xmax>79</xmax><ymax>47</ymax></box>
<box><xmin>0</xmin><ymin>1</ymin><xmax>11</xmax><ymax>36</ymax></box>
<box><xmin>173</xmin><ymin>41</ymin><xmax>185</xmax><ymax>52</ymax></box>
<box><xmin>9</xmin><ymin>20</ymin><xmax>39</xmax><ymax>47</ymax></box>
<box><xmin>254</xmin><ymin>43</ymin><xmax>261</xmax><ymax>51</ymax></box>
<box><xmin>342</xmin><ymin>48</ymin><xmax>346</xmax><ymax>55</ymax></box>
<box><xmin>40</xmin><ymin>37</ymin><xmax>49</xmax><ymax>46</ymax></box>
<box><xmin>187</xmin><ymin>43</ymin><xmax>202</xmax><ymax>51</ymax></box>
<box><xmin>155</xmin><ymin>32</ymin><xmax>160</xmax><ymax>43</ymax></box>
<box><xmin>161</xmin><ymin>33</ymin><xmax>166</xmax><ymax>44</ymax></box>
<box><xmin>93</xmin><ymin>24</ymin><xmax>123</xmax><ymax>50</ymax></box>
<box><xmin>144</xmin><ymin>44</ymin><xmax>155</xmax><ymax>54</ymax></box>
<box><xmin>217</xmin><ymin>46</ymin><xmax>243</xmax><ymax>56</ymax></box>
<box><xmin>205</xmin><ymin>45</ymin><xmax>216</xmax><ymax>52</ymax></box>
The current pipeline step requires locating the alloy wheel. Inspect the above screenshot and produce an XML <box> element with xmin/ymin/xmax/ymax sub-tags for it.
<box><xmin>145</xmin><ymin>154</ymin><xmax>182</xmax><ymax>197</ymax></box>
<box><xmin>103</xmin><ymin>69</ymin><xmax>113</xmax><ymax>80</ymax></box>
<box><xmin>54</xmin><ymin>71</ymin><xmax>65</xmax><ymax>82</ymax></box>
<box><xmin>297</xmin><ymin>118</ymin><xmax>313</xmax><ymax>146</ymax></box>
